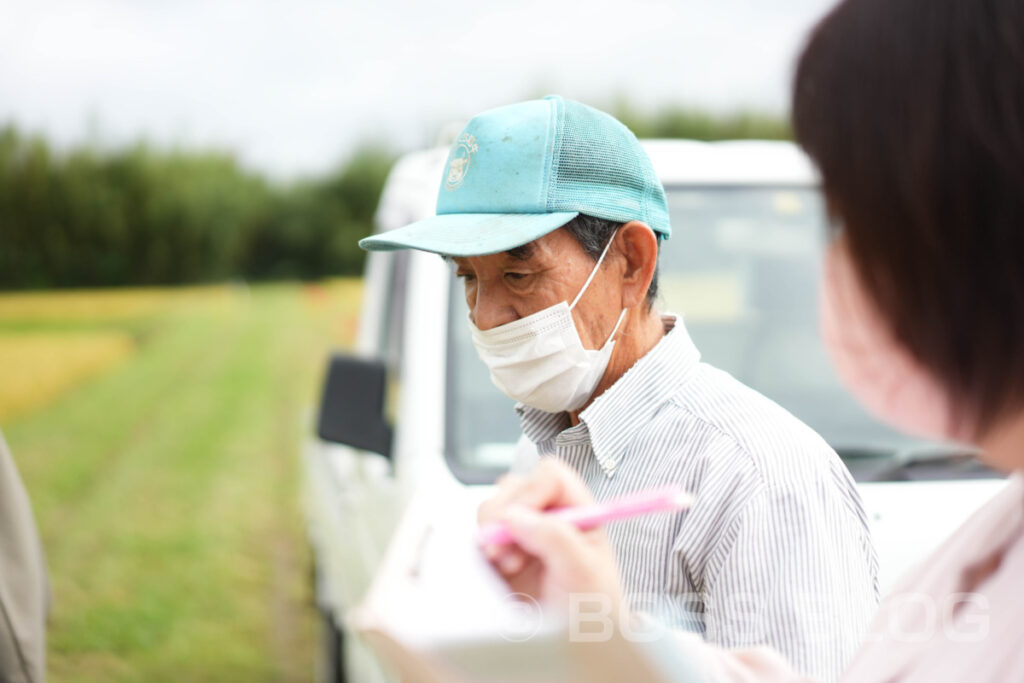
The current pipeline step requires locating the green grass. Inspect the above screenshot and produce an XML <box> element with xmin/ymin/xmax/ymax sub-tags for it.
<box><xmin>2</xmin><ymin>281</ymin><xmax>361</xmax><ymax>682</ymax></box>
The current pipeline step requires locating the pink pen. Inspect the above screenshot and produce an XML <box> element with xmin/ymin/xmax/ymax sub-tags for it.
<box><xmin>477</xmin><ymin>485</ymin><xmax>695</xmax><ymax>547</ymax></box>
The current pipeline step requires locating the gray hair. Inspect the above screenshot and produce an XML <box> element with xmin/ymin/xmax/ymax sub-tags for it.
<box><xmin>561</xmin><ymin>214</ymin><xmax>659</xmax><ymax>308</ymax></box>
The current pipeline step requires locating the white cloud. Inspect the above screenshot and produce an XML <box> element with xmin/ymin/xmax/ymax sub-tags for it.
<box><xmin>0</xmin><ymin>0</ymin><xmax>835</xmax><ymax>178</ymax></box>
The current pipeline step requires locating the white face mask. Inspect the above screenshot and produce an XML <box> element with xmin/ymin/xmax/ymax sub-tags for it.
<box><xmin>468</xmin><ymin>232</ymin><xmax>627</xmax><ymax>413</ymax></box>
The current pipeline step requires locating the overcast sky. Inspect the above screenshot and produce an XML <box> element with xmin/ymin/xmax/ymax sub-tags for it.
<box><xmin>0</xmin><ymin>0</ymin><xmax>837</xmax><ymax>179</ymax></box>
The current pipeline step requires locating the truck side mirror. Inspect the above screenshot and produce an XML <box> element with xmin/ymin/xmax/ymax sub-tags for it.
<box><xmin>316</xmin><ymin>353</ymin><xmax>393</xmax><ymax>459</ymax></box>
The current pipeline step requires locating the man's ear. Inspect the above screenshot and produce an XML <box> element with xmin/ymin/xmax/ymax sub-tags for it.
<box><xmin>616</xmin><ymin>221</ymin><xmax>658</xmax><ymax>309</ymax></box>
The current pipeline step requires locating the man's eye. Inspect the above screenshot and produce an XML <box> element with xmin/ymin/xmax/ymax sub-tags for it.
<box><xmin>504</xmin><ymin>272</ymin><xmax>527</xmax><ymax>281</ymax></box>
<box><xmin>456</xmin><ymin>272</ymin><xmax>476</xmax><ymax>282</ymax></box>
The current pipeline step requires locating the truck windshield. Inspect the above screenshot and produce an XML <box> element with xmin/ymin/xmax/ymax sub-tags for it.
<box><xmin>444</xmin><ymin>186</ymin><xmax>937</xmax><ymax>483</ymax></box>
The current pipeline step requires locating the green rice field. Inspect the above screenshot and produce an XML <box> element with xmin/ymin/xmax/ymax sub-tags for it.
<box><xmin>0</xmin><ymin>281</ymin><xmax>362</xmax><ymax>682</ymax></box>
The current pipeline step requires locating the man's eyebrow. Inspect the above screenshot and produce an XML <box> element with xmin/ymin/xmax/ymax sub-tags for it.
<box><xmin>440</xmin><ymin>246</ymin><xmax>533</xmax><ymax>264</ymax></box>
<box><xmin>504</xmin><ymin>243</ymin><xmax>534</xmax><ymax>261</ymax></box>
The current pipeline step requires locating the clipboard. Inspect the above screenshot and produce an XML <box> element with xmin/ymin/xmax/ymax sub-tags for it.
<box><xmin>347</xmin><ymin>481</ymin><xmax>681</xmax><ymax>683</ymax></box>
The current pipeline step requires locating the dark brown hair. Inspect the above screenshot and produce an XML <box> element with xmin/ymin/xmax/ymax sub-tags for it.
<box><xmin>793</xmin><ymin>0</ymin><xmax>1024</xmax><ymax>435</ymax></box>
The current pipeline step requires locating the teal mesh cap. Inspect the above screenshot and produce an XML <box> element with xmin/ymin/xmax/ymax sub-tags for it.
<box><xmin>358</xmin><ymin>95</ymin><xmax>671</xmax><ymax>256</ymax></box>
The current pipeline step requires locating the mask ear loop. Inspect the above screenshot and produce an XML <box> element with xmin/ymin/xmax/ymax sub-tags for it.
<box><xmin>568</xmin><ymin>229</ymin><xmax>629</xmax><ymax>346</ymax></box>
<box><xmin>604</xmin><ymin>307</ymin><xmax>628</xmax><ymax>345</ymax></box>
<box><xmin>569</xmin><ymin>229</ymin><xmax>619</xmax><ymax>311</ymax></box>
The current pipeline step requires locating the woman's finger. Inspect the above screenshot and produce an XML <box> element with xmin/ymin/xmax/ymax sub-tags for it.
<box><xmin>509</xmin><ymin>459</ymin><xmax>596</xmax><ymax>512</ymax></box>
<box><xmin>477</xmin><ymin>472</ymin><xmax>525</xmax><ymax>523</ymax></box>
<box><xmin>502</xmin><ymin>505</ymin><xmax>599</xmax><ymax>582</ymax></box>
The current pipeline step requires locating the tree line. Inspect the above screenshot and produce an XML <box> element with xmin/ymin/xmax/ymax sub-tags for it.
<box><xmin>0</xmin><ymin>105</ymin><xmax>788</xmax><ymax>290</ymax></box>
<box><xmin>0</xmin><ymin>126</ymin><xmax>393</xmax><ymax>289</ymax></box>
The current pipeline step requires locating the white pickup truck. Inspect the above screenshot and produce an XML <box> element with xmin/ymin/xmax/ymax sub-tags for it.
<box><xmin>304</xmin><ymin>140</ymin><xmax>1006</xmax><ymax>683</ymax></box>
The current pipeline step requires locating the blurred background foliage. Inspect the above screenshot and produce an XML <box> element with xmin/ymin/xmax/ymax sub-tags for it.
<box><xmin>0</xmin><ymin>124</ymin><xmax>394</xmax><ymax>289</ymax></box>
<box><xmin>611</xmin><ymin>101</ymin><xmax>791</xmax><ymax>141</ymax></box>
<box><xmin>0</xmin><ymin>104</ymin><xmax>788</xmax><ymax>291</ymax></box>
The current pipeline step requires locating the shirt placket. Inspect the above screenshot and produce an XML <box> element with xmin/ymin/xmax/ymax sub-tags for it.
<box><xmin>552</xmin><ymin>425</ymin><xmax>603</xmax><ymax>483</ymax></box>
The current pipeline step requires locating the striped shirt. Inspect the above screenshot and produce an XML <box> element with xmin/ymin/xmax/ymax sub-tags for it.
<box><xmin>513</xmin><ymin>315</ymin><xmax>880</xmax><ymax>682</ymax></box>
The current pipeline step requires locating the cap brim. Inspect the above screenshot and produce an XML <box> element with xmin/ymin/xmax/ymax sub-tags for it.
<box><xmin>358</xmin><ymin>212</ymin><xmax>579</xmax><ymax>257</ymax></box>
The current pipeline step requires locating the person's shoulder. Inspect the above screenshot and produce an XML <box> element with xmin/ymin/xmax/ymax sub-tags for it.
<box><xmin>0</xmin><ymin>430</ymin><xmax>48</xmax><ymax>683</ymax></box>
<box><xmin>662</xmin><ymin>362</ymin><xmax>840</xmax><ymax>484</ymax></box>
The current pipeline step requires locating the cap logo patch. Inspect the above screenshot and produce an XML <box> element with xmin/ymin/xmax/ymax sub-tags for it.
<box><xmin>445</xmin><ymin>133</ymin><xmax>478</xmax><ymax>191</ymax></box>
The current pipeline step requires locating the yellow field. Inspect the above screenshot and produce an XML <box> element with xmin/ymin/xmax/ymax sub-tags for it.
<box><xmin>0</xmin><ymin>280</ymin><xmax>362</xmax><ymax>424</ymax></box>
<box><xmin>0</xmin><ymin>285</ymin><xmax>240</xmax><ymax>323</ymax></box>
<box><xmin>0</xmin><ymin>331</ymin><xmax>136</xmax><ymax>420</ymax></box>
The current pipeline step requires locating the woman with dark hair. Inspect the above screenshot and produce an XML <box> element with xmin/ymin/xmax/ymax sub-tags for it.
<box><xmin>477</xmin><ymin>0</ymin><xmax>1024</xmax><ymax>680</ymax></box>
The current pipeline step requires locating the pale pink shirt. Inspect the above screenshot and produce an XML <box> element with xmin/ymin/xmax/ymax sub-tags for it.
<box><xmin>647</xmin><ymin>474</ymin><xmax>1024</xmax><ymax>682</ymax></box>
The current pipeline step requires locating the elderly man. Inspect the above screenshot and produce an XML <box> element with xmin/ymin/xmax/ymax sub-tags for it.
<box><xmin>359</xmin><ymin>96</ymin><xmax>878</xmax><ymax>681</ymax></box>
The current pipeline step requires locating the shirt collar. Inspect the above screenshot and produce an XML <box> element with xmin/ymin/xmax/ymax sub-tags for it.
<box><xmin>517</xmin><ymin>314</ymin><xmax>701</xmax><ymax>478</ymax></box>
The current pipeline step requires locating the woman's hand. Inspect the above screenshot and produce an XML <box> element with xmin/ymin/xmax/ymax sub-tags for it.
<box><xmin>477</xmin><ymin>459</ymin><xmax>625</xmax><ymax>612</ymax></box>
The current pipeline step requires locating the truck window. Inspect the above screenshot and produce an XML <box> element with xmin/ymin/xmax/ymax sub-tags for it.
<box><xmin>444</xmin><ymin>273</ymin><xmax>522</xmax><ymax>483</ymax></box>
